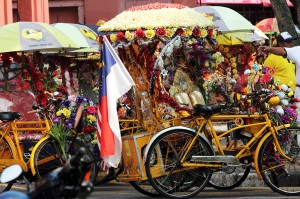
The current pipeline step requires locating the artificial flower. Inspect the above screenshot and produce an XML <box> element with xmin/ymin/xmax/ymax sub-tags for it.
<box><xmin>125</xmin><ymin>31</ymin><xmax>135</xmax><ymax>41</ymax></box>
<box><xmin>135</xmin><ymin>29</ymin><xmax>145</xmax><ymax>39</ymax></box>
<box><xmin>184</xmin><ymin>28</ymin><xmax>192</xmax><ymax>36</ymax></box>
<box><xmin>145</xmin><ymin>29</ymin><xmax>155</xmax><ymax>38</ymax></box>
<box><xmin>110</xmin><ymin>34</ymin><xmax>117</xmax><ymax>43</ymax></box>
<box><xmin>117</xmin><ymin>32</ymin><xmax>125</xmax><ymax>40</ymax></box>
<box><xmin>200</xmin><ymin>29</ymin><xmax>207</xmax><ymax>37</ymax></box>
<box><xmin>156</xmin><ymin>28</ymin><xmax>166</xmax><ymax>37</ymax></box>
<box><xmin>192</xmin><ymin>28</ymin><xmax>200</xmax><ymax>37</ymax></box>
<box><xmin>166</xmin><ymin>28</ymin><xmax>175</xmax><ymax>37</ymax></box>
<box><xmin>288</xmin><ymin>81</ymin><xmax>293</xmax><ymax>88</ymax></box>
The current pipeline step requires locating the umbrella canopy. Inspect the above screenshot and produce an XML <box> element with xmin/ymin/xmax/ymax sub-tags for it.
<box><xmin>193</xmin><ymin>6</ymin><xmax>255</xmax><ymax>32</ymax></box>
<box><xmin>256</xmin><ymin>18</ymin><xmax>300</xmax><ymax>34</ymax></box>
<box><xmin>216</xmin><ymin>28</ymin><xmax>268</xmax><ymax>45</ymax></box>
<box><xmin>99</xmin><ymin>3</ymin><xmax>214</xmax><ymax>32</ymax></box>
<box><xmin>52</xmin><ymin>23</ymin><xmax>98</xmax><ymax>48</ymax></box>
<box><xmin>0</xmin><ymin>22</ymin><xmax>79</xmax><ymax>53</ymax></box>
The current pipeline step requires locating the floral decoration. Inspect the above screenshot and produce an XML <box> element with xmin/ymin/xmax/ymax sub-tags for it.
<box><xmin>99</xmin><ymin>3</ymin><xmax>214</xmax><ymax>32</ymax></box>
<box><xmin>51</xmin><ymin>95</ymin><xmax>98</xmax><ymax>150</ymax></box>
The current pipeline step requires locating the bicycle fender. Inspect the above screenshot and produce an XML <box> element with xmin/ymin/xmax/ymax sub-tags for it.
<box><xmin>253</xmin><ymin>131</ymin><xmax>272</xmax><ymax>180</ymax></box>
<box><xmin>143</xmin><ymin>126</ymin><xmax>213</xmax><ymax>162</ymax></box>
<box><xmin>1</xmin><ymin>135</ymin><xmax>18</xmax><ymax>158</ymax></box>
<box><xmin>29</xmin><ymin>136</ymin><xmax>50</xmax><ymax>176</ymax></box>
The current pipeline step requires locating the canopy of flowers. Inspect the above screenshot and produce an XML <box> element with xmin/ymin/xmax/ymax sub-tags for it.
<box><xmin>98</xmin><ymin>3</ymin><xmax>214</xmax><ymax>32</ymax></box>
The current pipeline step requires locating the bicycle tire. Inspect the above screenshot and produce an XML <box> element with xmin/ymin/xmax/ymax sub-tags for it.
<box><xmin>33</xmin><ymin>137</ymin><xmax>65</xmax><ymax>179</ymax></box>
<box><xmin>145</xmin><ymin>129</ymin><xmax>213</xmax><ymax>199</ymax></box>
<box><xmin>0</xmin><ymin>137</ymin><xmax>14</xmax><ymax>192</ymax></box>
<box><xmin>208</xmin><ymin>164</ymin><xmax>251</xmax><ymax>190</ymax></box>
<box><xmin>65</xmin><ymin>136</ymin><xmax>98</xmax><ymax>184</ymax></box>
<box><xmin>258</xmin><ymin>127</ymin><xmax>300</xmax><ymax>196</ymax></box>
<box><xmin>129</xmin><ymin>180</ymin><xmax>160</xmax><ymax>197</ymax></box>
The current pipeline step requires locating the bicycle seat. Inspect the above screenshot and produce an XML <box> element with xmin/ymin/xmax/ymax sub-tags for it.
<box><xmin>193</xmin><ymin>104</ymin><xmax>223</xmax><ymax>117</ymax></box>
<box><xmin>0</xmin><ymin>112</ymin><xmax>21</xmax><ymax>121</ymax></box>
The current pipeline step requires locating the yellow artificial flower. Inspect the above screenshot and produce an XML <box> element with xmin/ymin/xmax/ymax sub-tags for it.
<box><xmin>145</xmin><ymin>29</ymin><xmax>155</xmax><ymax>39</ymax></box>
<box><xmin>125</xmin><ymin>31</ymin><xmax>134</xmax><ymax>41</ymax></box>
<box><xmin>166</xmin><ymin>29</ymin><xmax>175</xmax><ymax>37</ymax></box>
<box><xmin>184</xmin><ymin>28</ymin><xmax>192</xmax><ymax>36</ymax></box>
<box><xmin>230</xmin><ymin>58</ymin><xmax>235</xmax><ymax>63</ymax></box>
<box><xmin>204</xmin><ymin>61</ymin><xmax>210</xmax><ymax>67</ymax></box>
<box><xmin>288</xmin><ymin>91</ymin><xmax>294</xmax><ymax>97</ymax></box>
<box><xmin>223</xmin><ymin>47</ymin><xmax>229</xmax><ymax>53</ymax></box>
<box><xmin>200</xmin><ymin>29</ymin><xmax>207</xmax><ymax>37</ymax></box>
<box><xmin>87</xmin><ymin>115</ymin><xmax>96</xmax><ymax>123</ymax></box>
<box><xmin>212</xmin><ymin>29</ymin><xmax>218</xmax><ymax>38</ymax></box>
<box><xmin>233</xmin><ymin>74</ymin><xmax>239</xmax><ymax>79</ymax></box>
<box><xmin>110</xmin><ymin>34</ymin><xmax>117</xmax><ymax>43</ymax></box>
<box><xmin>288</xmin><ymin>81</ymin><xmax>293</xmax><ymax>88</ymax></box>
<box><xmin>56</xmin><ymin>108</ymin><xmax>71</xmax><ymax>118</ymax></box>
<box><xmin>232</xmin><ymin>69</ymin><xmax>238</xmax><ymax>74</ymax></box>
<box><xmin>231</xmin><ymin>63</ymin><xmax>237</xmax><ymax>68</ymax></box>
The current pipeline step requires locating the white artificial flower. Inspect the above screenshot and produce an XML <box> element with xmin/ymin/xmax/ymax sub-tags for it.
<box><xmin>244</xmin><ymin>69</ymin><xmax>251</xmax><ymax>75</ymax></box>
<box><xmin>281</xmin><ymin>99</ymin><xmax>289</xmax><ymax>106</ymax></box>
<box><xmin>277</xmin><ymin>92</ymin><xmax>286</xmax><ymax>99</ymax></box>
<box><xmin>281</xmin><ymin>84</ymin><xmax>288</xmax><ymax>91</ymax></box>
<box><xmin>276</xmin><ymin>108</ymin><xmax>284</xmax><ymax>115</ymax></box>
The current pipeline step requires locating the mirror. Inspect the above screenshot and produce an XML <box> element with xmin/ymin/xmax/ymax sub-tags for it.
<box><xmin>0</xmin><ymin>164</ymin><xmax>23</xmax><ymax>183</ymax></box>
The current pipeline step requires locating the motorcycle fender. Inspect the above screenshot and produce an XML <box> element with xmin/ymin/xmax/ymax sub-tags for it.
<box><xmin>253</xmin><ymin>131</ymin><xmax>272</xmax><ymax>180</ymax></box>
<box><xmin>143</xmin><ymin>126</ymin><xmax>213</xmax><ymax>162</ymax></box>
<box><xmin>29</xmin><ymin>136</ymin><xmax>50</xmax><ymax>176</ymax></box>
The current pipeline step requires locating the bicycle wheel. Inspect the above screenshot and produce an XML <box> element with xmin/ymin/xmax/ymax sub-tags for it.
<box><xmin>258</xmin><ymin>127</ymin><xmax>300</xmax><ymax>196</ymax></box>
<box><xmin>129</xmin><ymin>180</ymin><xmax>160</xmax><ymax>197</ymax></box>
<box><xmin>209</xmin><ymin>165</ymin><xmax>251</xmax><ymax>190</ymax></box>
<box><xmin>65</xmin><ymin>136</ymin><xmax>98</xmax><ymax>184</ymax></box>
<box><xmin>145</xmin><ymin>129</ymin><xmax>213</xmax><ymax>199</ymax></box>
<box><xmin>0</xmin><ymin>138</ymin><xmax>14</xmax><ymax>192</ymax></box>
<box><xmin>33</xmin><ymin>137</ymin><xmax>65</xmax><ymax>179</ymax></box>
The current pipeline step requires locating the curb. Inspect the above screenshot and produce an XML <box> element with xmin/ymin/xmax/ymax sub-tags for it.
<box><xmin>239</xmin><ymin>173</ymin><xmax>266</xmax><ymax>187</ymax></box>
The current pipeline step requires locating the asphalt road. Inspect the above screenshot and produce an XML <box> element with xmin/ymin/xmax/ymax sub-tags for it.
<box><xmin>88</xmin><ymin>181</ymin><xmax>300</xmax><ymax>199</ymax></box>
<box><xmin>5</xmin><ymin>181</ymin><xmax>300</xmax><ymax>199</ymax></box>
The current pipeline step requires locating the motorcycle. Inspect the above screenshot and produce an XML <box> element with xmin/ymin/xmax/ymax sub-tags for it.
<box><xmin>0</xmin><ymin>147</ymin><xmax>93</xmax><ymax>199</ymax></box>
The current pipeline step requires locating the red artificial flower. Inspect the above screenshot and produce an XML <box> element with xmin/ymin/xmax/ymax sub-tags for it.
<box><xmin>156</xmin><ymin>28</ymin><xmax>166</xmax><ymax>37</ymax></box>
<box><xmin>292</xmin><ymin>98</ymin><xmax>300</xmax><ymax>102</ymax></box>
<box><xmin>83</xmin><ymin>125</ymin><xmax>95</xmax><ymax>134</ymax></box>
<box><xmin>192</xmin><ymin>28</ymin><xmax>200</xmax><ymax>37</ymax></box>
<box><xmin>97</xmin><ymin>36</ymin><xmax>103</xmax><ymax>44</ymax></box>
<box><xmin>176</xmin><ymin>28</ymin><xmax>184</xmax><ymax>36</ymax></box>
<box><xmin>117</xmin><ymin>32</ymin><xmax>125</xmax><ymax>40</ymax></box>
<box><xmin>87</xmin><ymin>106</ymin><xmax>97</xmax><ymax>114</ymax></box>
<box><xmin>260</xmin><ymin>73</ymin><xmax>272</xmax><ymax>84</ymax></box>
<box><xmin>35</xmin><ymin>81</ymin><xmax>43</xmax><ymax>91</ymax></box>
<box><xmin>207</xmin><ymin>28</ymin><xmax>213</xmax><ymax>37</ymax></box>
<box><xmin>290</xmin><ymin>104</ymin><xmax>298</xmax><ymax>110</ymax></box>
<box><xmin>135</xmin><ymin>29</ymin><xmax>145</xmax><ymax>39</ymax></box>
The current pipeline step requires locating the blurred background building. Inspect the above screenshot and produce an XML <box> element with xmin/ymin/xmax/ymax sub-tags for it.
<box><xmin>0</xmin><ymin>0</ymin><xmax>297</xmax><ymax>27</ymax></box>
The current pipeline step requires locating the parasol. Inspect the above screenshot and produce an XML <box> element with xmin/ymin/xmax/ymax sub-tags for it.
<box><xmin>193</xmin><ymin>6</ymin><xmax>255</xmax><ymax>32</ymax></box>
<box><xmin>256</xmin><ymin>18</ymin><xmax>300</xmax><ymax>34</ymax></box>
<box><xmin>194</xmin><ymin>6</ymin><xmax>268</xmax><ymax>45</ymax></box>
<box><xmin>52</xmin><ymin>23</ymin><xmax>98</xmax><ymax>48</ymax></box>
<box><xmin>0</xmin><ymin>22</ymin><xmax>79</xmax><ymax>53</ymax></box>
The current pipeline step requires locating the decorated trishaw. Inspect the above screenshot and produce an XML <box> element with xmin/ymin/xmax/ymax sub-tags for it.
<box><xmin>97</xmin><ymin>2</ymin><xmax>300</xmax><ymax>198</ymax></box>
